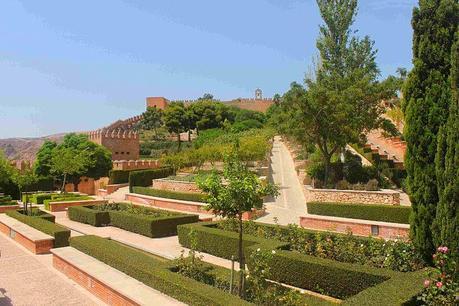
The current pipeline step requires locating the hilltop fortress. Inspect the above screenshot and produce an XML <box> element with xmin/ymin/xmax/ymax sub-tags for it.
<box><xmin>87</xmin><ymin>89</ymin><xmax>274</xmax><ymax>162</ymax></box>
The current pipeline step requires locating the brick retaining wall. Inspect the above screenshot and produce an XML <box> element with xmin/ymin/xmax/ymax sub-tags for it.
<box><xmin>49</xmin><ymin>199</ymin><xmax>108</xmax><ymax>212</ymax></box>
<box><xmin>0</xmin><ymin>221</ymin><xmax>54</xmax><ymax>254</ymax></box>
<box><xmin>300</xmin><ymin>215</ymin><xmax>409</xmax><ymax>240</ymax></box>
<box><xmin>52</xmin><ymin>255</ymin><xmax>138</xmax><ymax>306</ymax></box>
<box><xmin>126</xmin><ymin>193</ymin><xmax>263</xmax><ymax>220</ymax></box>
<box><xmin>0</xmin><ymin>204</ymin><xmax>20</xmax><ymax>213</ymax></box>
<box><xmin>305</xmin><ymin>186</ymin><xmax>400</xmax><ymax>205</ymax></box>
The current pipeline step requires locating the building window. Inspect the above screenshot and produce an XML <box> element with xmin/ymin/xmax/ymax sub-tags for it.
<box><xmin>371</xmin><ymin>225</ymin><xmax>379</xmax><ymax>236</ymax></box>
<box><xmin>115</xmin><ymin>152</ymin><xmax>119</xmax><ymax>155</ymax></box>
<box><xmin>127</xmin><ymin>152</ymin><xmax>130</xmax><ymax>155</ymax></box>
<box><xmin>121</xmin><ymin>152</ymin><xmax>124</xmax><ymax>154</ymax></box>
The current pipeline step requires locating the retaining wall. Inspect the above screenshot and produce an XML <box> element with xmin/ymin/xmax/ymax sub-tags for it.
<box><xmin>305</xmin><ymin>186</ymin><xmax>400</xmax><ymax>205</ymax></box>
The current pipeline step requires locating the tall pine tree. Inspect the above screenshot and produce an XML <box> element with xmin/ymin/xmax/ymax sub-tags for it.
<box><xmin>403</xmin><ymin>0</ymin><xmax>458</xmax><ymax>261</ymax></box>
<box><xmin>434</xmin><ymin>30</ymin><xmax>458</xmax><ymax>260</ymax></box>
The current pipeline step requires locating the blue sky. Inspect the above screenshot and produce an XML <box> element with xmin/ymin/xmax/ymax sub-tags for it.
<box><xmin>0</xmin><ymin>0</ymin><xmax>416</xmax><ymax>138</ymax></box>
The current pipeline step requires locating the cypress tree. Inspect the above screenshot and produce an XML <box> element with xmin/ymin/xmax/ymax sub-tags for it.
<box><xmin>403</xmin><ymin>0</ymin><xmax>458</xmax><ymax>261</ymax></box>
<box><xmin>434</xmin><ymin>30</ymin><xmax>458</xmax><ymax>260</ymax></box>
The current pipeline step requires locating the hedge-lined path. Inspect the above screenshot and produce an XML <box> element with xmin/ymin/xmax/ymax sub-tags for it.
<box><xmin>52</xmin><ymin>211</ymin><xmax>238</xmax><ymax>271</ymax></box>
<box><xmin>0</xmin><ymin>234</ymin><xmax>102</xmax><ymax>306</ymax></box>
<box><xmin>257</xmin><ymin>136</ymin><xmax>307</xmax><ymax>225</ymax></box>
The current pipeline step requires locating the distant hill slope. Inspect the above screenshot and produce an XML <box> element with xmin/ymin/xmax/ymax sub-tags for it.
<box><xmin>0</xmin><ymin>133</ymin><xmax>66</xmax><ymax>163</ymax></box>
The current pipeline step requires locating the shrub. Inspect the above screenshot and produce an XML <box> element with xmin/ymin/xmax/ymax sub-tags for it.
<box><xmin>307</xmin><ymin>202</ymin><xmax>412</xmax><ymax>224</ymax></box>
<box><xmin>70</xmin><ymin>235</ymin><xmax>251</xmax><ymax>306</ymax></box>
<box><xmin>336</xmin><ymin>180</ymin><xmax>350</xmax><ymax>190</ymax></box>
<box><xmin>132</xmin><ymin>187</ymin><xmax>207</xmax><ymax>203</ymax></box>
<box><xmin>109</xmin><ymin>170</ymin><xmax>131</xmax><ymax>184</ymax></box>
<box><xmin>365</xmin><ymin>179</ymin><xmax>379</xmax><ymax>191</ymax></box>
<box><xmin>23</xmin><ymin>208</ymin><xmax>56</xmax><ymax>222</ymax></box>
<box><xmin>6</xmin><ymin>210</ymin><xmax>70</xmax><ymax>247</ymax></box>
<box><xmin>215</xmin><ymin>219</ymin><xmax>424</xmax><ymax>272</ymax></box>
<box><xmin>128</xmin><ymin>167</ymin><xmax>174</xmax><ymax>192</ymax></box>
<box><xmin>178</xmin><ymin>222</ymin><xmax>424</xmax><ymax>301</ymax></box>
<box><xmin>68</xmin><ymin>206</ymin><xmax>110</xmax><ymax>227</ymax></box>
<box><xmin>69</xmin><ymin>204</ymin><xmax>199</xmax><ymax>238</ymax></box>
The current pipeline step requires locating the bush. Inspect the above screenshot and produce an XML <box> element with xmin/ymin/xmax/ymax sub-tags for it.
<box><xmin>336</xmin><ymin>180</ymin><xmax>350</xmax><ymax>190</ymax></box>
<box><xmin>109</xmin><ymin>170</ymin><xmax>131</xmax><ymax>184</ymax></box>
<box><xmin>365</xmin><ymin>179</ymin><xmax>379</xmax><ymax>191</ymax></box>
<box><xmin>132</xmin><ymin>187</ymin><xmax>207</xmax><ymax>203</ymax></box>
<box><xmin>215</xmin><ymin>219</ymin><xmax>424</xmax><ymax>272</ymax></box>
<box><xmin>128</xmin><ymin>167</ymin><xmax>174</xmax><ymax>192</ymax></box>
<box><xmin>69</xmin><ymin>204</ymin><xmax>199</xmax><ymax>238</ymax></box>
<box><xmin>24</xmin><ymin>208</ymin><xmax>56</xmax><ymax>222</ymax></box>
<box><xmin>307</xmin><ymin>202</ymin><xmax>412</xmax><ymax>224</ymax></box>
<box><xmin>68</xmin><ymin>206</ymin><xmax>110</xmax><ymax>227</ymax></box>
<box><xmin>6</xmin><ymin>210</ymin><xmax>70</xmax><ymax>247</ymax></box>
<box><xmin>70</xmin><ymin>235</ymin><xmax>250</xmax><ymax>306</ymax></box>
<box><xmin>178</xmin><ymin>222</ymin><xmax>424</xmax><ymax>301</ymax></box>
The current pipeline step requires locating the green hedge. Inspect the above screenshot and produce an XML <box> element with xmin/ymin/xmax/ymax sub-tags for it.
<box><xmin>68</xmin><ymin>204</ymin><xmax>199</xmax><ymax>237</ymax></box>
<box><xmin>178</xmin><ymin>222</ymin><xmax>424</xmax><ymax>302</ymax></box>
<box><xmin>128</xmin><ymin>167</ymin><xmax>174</xmax><ymax>192</ymax></box>
<box><xmin>43</xmin><ymin>195</ymin><xmax>92</xmax><ymax>210</ymax></box>
<box><xmin>67</xmin><ymin>206</ymin><xmax>110</xmax><ymax>227</ymax></box>
<box><xmin>6</xmin><ymin>210</ymin><xmax>70</xmax><ymax>247</ymax></box>
<box><xmin>109</xmin><ymin>170</ymin><xmax>132</xmax><ymax>184</ymax></box>
<box><xmin>307</xmin><ymin>202</ymin><xmax>412</xmax><ymax>224</ymax></box>
<box><xmin>132</xmin><ymin>187</ymin><xmax>207</xmax><ymax>203</ymax></box>
<box><xmin>70</xmin><ymin>235</ymin><xmax>251</xmax><ymax>306</ymax></box>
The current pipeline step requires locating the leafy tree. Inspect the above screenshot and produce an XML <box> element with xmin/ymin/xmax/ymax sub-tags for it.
<box><xmin>11</xmin><ymin>168</ymin><xmax>38</xmax><ymax>214</ymax></box>
<box><xmin>188</xmin><ymin>100</ymin><xmax>234</xmax><ymax>132</ymax></box>
<box><xmin>163</xmin><ymin>102</ymin><xmax>188</xmax><ymax>150</ymax></box>
<box><xmin>434</xmin><ymin>30</ymin><xmax>458</xmax><ymax>260</ymax></box>
<box><xmin>0</xmin><ymin>150</ymin><xmax>13</xmax><ymax>186</ymax></box>
<box><xmin>34</xmin><ymin>140</ymin><xmax>57</xmax><ymax>177</ymax></box>
<box><xmin>137</xmin><ymin>107</ymin><xmax>163</xmax><ymax>137</ymax></box>
<box><xmin>403</xmin><ymin>0</ymin><xmax>458</xmax><ymax>261</ymax></box>
<box><xmin>197</xmin><ymin>143</ymin><xmax>278</xmax><ymax>298</ymax></box>
<box><xmin>51</xmin><ymin>146</ymin><xmax>90</xmax><ymax>192</ymax></box>
<box><xmin>282</xmin><ymin>0</ymin><xmax>383</xmax><ymax>184</ymax></box>
<box><xmin>197</xmin><ymin>93</ymin><xmax>214</xmax><ymax>101</ymax></box>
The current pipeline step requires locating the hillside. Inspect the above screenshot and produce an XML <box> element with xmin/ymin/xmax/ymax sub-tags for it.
<box><xmin>0</xmin><ymin>133</ymin><xmax>66</xmax><ymax>162</ymax></box>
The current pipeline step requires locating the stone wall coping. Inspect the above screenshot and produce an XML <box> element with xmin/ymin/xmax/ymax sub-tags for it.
<box><xmin>106</xmin><ymin>183</ymin><xmax>129</xmax><ymax>188</ymax></box>
<box><xmin>153</xmin><ymin>178</ymin><xmax>197</xmax><ymax>185</ymax></box>
<box><xmin>0</xmin><ymin>214</ymin><xmax>54</xmax><ymax>241</ymax></box>
<box><xmin>301</xmin><ymin>214</ymin><xmax>410</xmax><ymax>228</ymax></box>
<box><xmin>305</xmin><ymin>185</ymin><xmax>400</xmax><ymax>195</ymax></box>
<box><xmin>51</xmin><ymin>247</ymin><xmax>183</xmax><ymax>305</ymax></box>
<box><xmin>126</xmin><ymin>193</ymin><xmax>205</xmax><ymax>207</ymax></box>
<box><xmin>0</xmin><ymin>204</ymin><xmax>19</xmax><ymax>208</ymax></box>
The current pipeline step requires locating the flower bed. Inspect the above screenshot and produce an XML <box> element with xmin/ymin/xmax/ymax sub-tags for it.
<box><xmin>5</xmin><ymin>210</ymin><xmax>70</xmax><ymax>247</ymax></box>
<box><xmin>43</xmin><ymin>195</ymin><xmax>95</xmax><ymax>211</ymax></box>
<box><xmin>305</xmin><ymin>186</ymin><xmax>400</xmax><ymax>205</ymax></box>
<box><xmin>307</xmin><ymin>202</ymin><xmax>412</xmax><ymax>224</ymax></box>
<box><xmin>68</xmin><ymin>203</ymin><xmax>199</xmax><ymax>238</ymax></box>
<box><xmin>70</xmin><ymin>235</ymin><xmax>251</xmax><ymax>306</ymax></box>
<box><xmin>178</xmin><ymin>222</ymin><xmax>426</xmax><ymax>303</ymax></box>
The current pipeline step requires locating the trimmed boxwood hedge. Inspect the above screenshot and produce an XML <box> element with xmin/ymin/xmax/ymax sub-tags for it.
<box><xmin>128</xmin><ymin>167</ymin><xmax>174</xmax><ymax>192</ymax></box>
<box><xmin>109</xmin><ymin>170</ymin><xmax>132</xmax><ymax>184</ymax></box>
<box><xmin>178</xmin><ymin>222</ymin><xmax>425</xmax><ymax>303</ymax></box>
<box><xmin>67</xmin><ymin>206</ymin><xmax>110</xmax><ymax>227</ymax></box>
<box><xmin>70</xmin><ymin>235</ymin><xmax>251</xmax><ymax>306</ymax></box>
<box><xmin>68</xmin><ymin>204</ymin><xmax>199</xmax><ymax>237</ymax></box>
<box><xmin>6</xmin><ymin>210</ymin><xmax>70</xmax><ymax>247</ymax></box>
<box><xmin>132</xmin><ymin>187</ymin><xmax>207</xmax><ymax>203</ymax></box>
<box><xmin>307</xmin><ymin>202</ymin><xmax>412</xmax><ymax>224</ymax></box>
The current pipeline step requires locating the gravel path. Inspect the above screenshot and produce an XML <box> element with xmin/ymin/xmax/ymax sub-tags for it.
<box><xmin>257</xmin><ymin>136</ymin><xmax>307</xmax><ymax>225</ymax></box>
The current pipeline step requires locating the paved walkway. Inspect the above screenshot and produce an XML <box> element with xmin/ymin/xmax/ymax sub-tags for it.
<box><xmin>0</xmin><ymin>234</ymin><xmax>102</xmax><ymax>306</ymax></box>
<box><xmin>53</xmin><ymin>212</ymin><xmax>238</xmax><ymax>271</ymax></box>
<box><xmin>257</xmin><ymin>136</ymin><xmax>307</xmax><ymax>225</ymax></box>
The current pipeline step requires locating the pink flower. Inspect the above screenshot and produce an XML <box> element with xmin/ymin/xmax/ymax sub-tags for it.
<box><xmin>424</xmin><ymin>280</ymin><xmax>431</xmax><ymax>288</ymax></box>
<box><xmin>436</xmin><ymin>281</ymin><xmax>443</xmax><ymax>288</ymax></box>
<box><xmin>437</xmin><ymin>246</ymin><xmax>449</xmax><ymax>253</ymax></box>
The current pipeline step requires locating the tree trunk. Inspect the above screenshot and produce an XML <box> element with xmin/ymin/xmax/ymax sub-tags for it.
<box><xmin>323</xmin><ymin>155</ymin><xmax>331</xmax><ymax>187</ymax></box>
<box><xmin>61</xmin><ymin>173</ymin><xmax>67</xmax><ymax>193</ymax></box>
<box><xmin>238</xmin><ymin>214</ymin><xmax>245</xmax><ymax>298</ymax></box>
<box><xmin>177</xmin><ymin>133</ymin><xmax>182</xmax><ymax>151</ymax></box>
<box><xmin>188</xmin><ymin>130</ymin><xmax>192</xmax><ymax>142</ymax></box>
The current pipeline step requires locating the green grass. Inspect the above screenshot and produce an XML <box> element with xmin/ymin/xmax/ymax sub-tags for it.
<box><xmin>132</xmin><ymin>187</ymin><xmax>207</xmax><ymax>203</ymax></box>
